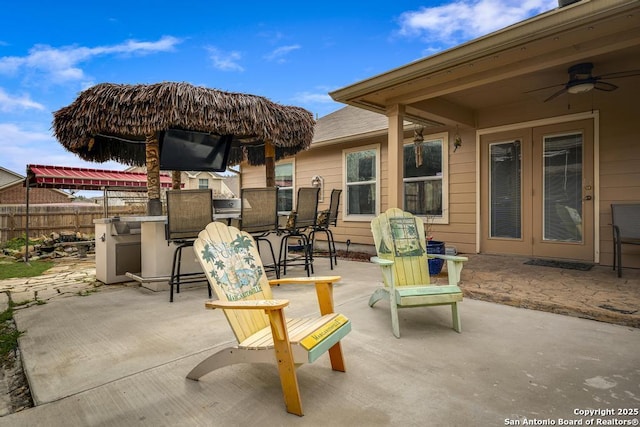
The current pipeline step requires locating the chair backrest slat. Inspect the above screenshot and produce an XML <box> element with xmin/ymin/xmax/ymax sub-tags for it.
<box><xmin>166</xmin><ymin>189</ymin><xmax>213</xmax><ymax>240</ymax></box>
<box><xmin>371</xmin><ymin>208</ymin><xmax>431</xmax><ymax>287</ymax></box>
<box><xmin>194</xmin><ymin>222</ymin><xmax>273</xmax><ymax>343</ymax></box>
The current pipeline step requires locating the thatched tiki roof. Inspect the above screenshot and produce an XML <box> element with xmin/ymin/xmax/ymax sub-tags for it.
<box><xmin>52</xmin><ymin>82</ymin><xmax>315</xmax><ymax>214</ymax></box>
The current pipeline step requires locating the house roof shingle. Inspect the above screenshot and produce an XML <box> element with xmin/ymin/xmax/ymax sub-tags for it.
<box><xmin>312</xmin><ymin>106</ymin><xmax>389</xmax><ymax>144</ymax></box>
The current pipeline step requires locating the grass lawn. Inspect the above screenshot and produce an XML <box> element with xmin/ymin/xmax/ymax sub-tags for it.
<box><xmin>0</xmin><ymin>260</ymin><xmax>55</xmax><ymax>280</ymax></box>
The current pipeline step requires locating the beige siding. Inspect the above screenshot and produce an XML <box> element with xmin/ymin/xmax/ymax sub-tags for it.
<box><xmin>597</xmin><ymin>94</ymin><xmax>640</xmax><ymax>268</ymax></box>
<box><xmin>436</xmin><ymin>127</ymin><xmax>477</xmax><ymax>254</ymax></box>
<box><xmin>240</xmin><ymin>129</ymin><xmax>478</xmax><ymax>254</ymax></box>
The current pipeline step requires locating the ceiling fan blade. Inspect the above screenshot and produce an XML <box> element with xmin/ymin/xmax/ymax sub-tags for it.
<box><xmin>594</xmin><ymin>81</ymin><xmax>618</xmax><ymax>91</ymax></box>
<box><xmin>524</xmin><ymin>83</ymin><xmax>565</xmax><ymax>94</ymax></box>
<box><xmin>543</xmin><ymin>87</ymin><xmax>567</xmax><ymax>102</ymax></box>
<box><xmin>598</xmin><ymin>70</ymin><xmax>640</xmax><ymax>79</ymax></box>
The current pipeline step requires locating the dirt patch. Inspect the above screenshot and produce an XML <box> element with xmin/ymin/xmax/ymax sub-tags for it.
<box><xmin>0</xmin><ymin>316</ymin><xmax>33</xmax><ymax>416</ymax></box>
<box><xmin>335</xmin><ymin>250</ymin><xmax>373</xmax><ymax>262</ymax></box>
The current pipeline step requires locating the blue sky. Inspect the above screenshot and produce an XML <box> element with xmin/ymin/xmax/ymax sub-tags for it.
<box><xmin>1</xmin><ymin>0</ymin><xmax>556</xmax><ymax>176</ymax></box>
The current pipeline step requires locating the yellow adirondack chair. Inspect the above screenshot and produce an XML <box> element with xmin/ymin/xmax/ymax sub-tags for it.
<box><xmin>370</xmin><ymin>208</ymin><xmax>467</xmax><ymax>338</ymax></box>
<box><xmin>187</xmin><ymin>221</ymin><xmax>351</xmax><ymax>416</ymax></box>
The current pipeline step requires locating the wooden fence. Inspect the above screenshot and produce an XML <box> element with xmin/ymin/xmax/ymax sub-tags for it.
<box><xmin>0</xmin><ymin>204</ymin><xmax>146</xmax><ymax>243</ymax></box>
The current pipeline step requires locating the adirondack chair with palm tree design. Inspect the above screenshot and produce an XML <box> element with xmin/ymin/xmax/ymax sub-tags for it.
<box><xmin>370</xmin><ymin>208</ymin><xmax>467</xmax><ymax>338</ymax></box>
<box><xmin>187</xmin><ymin>221</ymin><xmax>351</xmax><ymax>416</ymax></box>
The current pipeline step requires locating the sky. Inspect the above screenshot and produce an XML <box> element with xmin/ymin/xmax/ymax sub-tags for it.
<box><xmin>1</xmin><ymin>0</ymin><xmax>557</xmax><ymax>177</ymax></box>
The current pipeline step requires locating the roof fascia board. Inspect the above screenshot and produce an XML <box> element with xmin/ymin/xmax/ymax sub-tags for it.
<box><xmin>312</xmin><ymin>121</ymin><xmax>430</xmax><ymax>148</ymax></box>
<box><xmin>311</xmin><ymin>128</ymin><xmax>391</xmax><ymax>148</ymax></box>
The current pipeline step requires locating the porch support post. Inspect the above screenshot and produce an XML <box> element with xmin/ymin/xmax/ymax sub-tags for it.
<box><xmin>387</xmin><ymin>104</ymin><xmax>405</xmax><ymax>209</ymax></box>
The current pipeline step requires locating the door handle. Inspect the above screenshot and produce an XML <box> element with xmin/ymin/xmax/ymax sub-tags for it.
<box><xmin>584</xmin><ymin>195</ymin><xmax>592</xmax><ymax>201</ymax></box>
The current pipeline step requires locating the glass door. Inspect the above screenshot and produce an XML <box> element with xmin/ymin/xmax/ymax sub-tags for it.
<box><xmin>532</xmin><ymin>120</ymin><xmax>594</xmax><ymax>260</ymax></box>
<box><xmin>480</xmin><ymin>119</ymin><xmax>594</xmax><ymax>261</ymax></box>
<box><xmin>480</xmin><ymin>130</ymin><xmax>532</xmax><ymax>256</ymax></box>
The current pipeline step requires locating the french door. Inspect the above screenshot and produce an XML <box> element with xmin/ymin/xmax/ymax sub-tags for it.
<box><xmin>480</xmin><ymin>119</ymin><xmax>594</xmax><ymax>261</ymax></box>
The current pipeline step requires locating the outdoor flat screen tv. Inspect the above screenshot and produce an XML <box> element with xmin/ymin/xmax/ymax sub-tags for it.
<box><xmin>159</xmin><ymin>129</ymin><xmax>233</xmax><ymax>172</ymax></box>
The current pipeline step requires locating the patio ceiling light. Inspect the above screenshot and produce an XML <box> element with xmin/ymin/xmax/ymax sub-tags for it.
<box><xmin>567</xmin><ymin>81</ymin><xmax>595</xmax><ymax>94</ymax></box>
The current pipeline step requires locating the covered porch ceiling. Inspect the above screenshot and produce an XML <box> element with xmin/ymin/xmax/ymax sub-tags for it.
<box><xmin>330</xmin><ymin>0</ymin><xmax>640</xmax><ymax>128</ymax></box>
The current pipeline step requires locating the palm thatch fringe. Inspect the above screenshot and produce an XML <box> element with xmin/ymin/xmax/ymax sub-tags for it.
<box><xmin>52</xmin><ymin>82</ymin><xmax>315</xmax><ymax>166</ymax></box>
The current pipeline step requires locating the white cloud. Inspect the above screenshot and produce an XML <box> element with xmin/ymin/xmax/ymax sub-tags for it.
<box><xmin>0</xmin><ymin>123</ymin><xmax>50</xmax><ymax>144</ymax></box>
<box><xmin>0</xmin><ymin>36</ymin><xmax>182</xmax><ymax>84</ymax></box>
<box><xmin>0</xmin><ymin>88</ymin><xmax>45</xmax><ymax>112</ymax></box>
<box><xmin>0</xmin><ymin>123</ymin><xmax>123</xmax><ymax>174</ymax></box>
<box><xmin>264</xmin><ymin>44</ymin><xmax>301</xmax><ymax>63</ymax></box>
<box><xmin>0</xmin><ymin>123</ymin><xmax>55</xmax><ymax>173</ymax></box>
<box><xmin>207</xmin><ymin>47</ymin><xmax>244</xmax><ymax>72</ymax></box>
<box><xmin>292</xmin><ymin>91</ymin><xmax>334</xmax><ymax>104</ymax></box>
<box><xmin>397</xmin><ymin>0</ymin><xmax>557</xmax><ymax>45</ymax></box>
<box><xmin>257</xmin><ymin>30</ymin><xmax>285</xmax><ymax>43</ymax></box>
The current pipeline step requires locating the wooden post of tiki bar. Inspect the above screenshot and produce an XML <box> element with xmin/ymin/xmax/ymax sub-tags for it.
<box><xmin>171</xmin><ymin>170</ymin><xmax>181</xmax><ymax>190</ymax></box>
<box><xmin>145</xmin><ymin>133</ymin><xmax>163</xmax><ymax>216</ymax></box>
<box><xmin>265</xmin><ymin>141</ymin><xmax>276</xmax><ymax>187</ymax></box>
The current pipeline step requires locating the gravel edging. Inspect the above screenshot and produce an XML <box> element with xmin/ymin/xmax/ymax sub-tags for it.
<box><xmin>0</xmin><ymin>316</ymin><xmax>33</xmax><ymax>416</ymax></box>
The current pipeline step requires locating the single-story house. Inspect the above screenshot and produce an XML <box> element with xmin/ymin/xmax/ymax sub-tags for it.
<box><xmin>180</xmin><ymin>171</ymin><xmax>239</xmax><ymax>198</ymax></box>
<box><xmin>126</xmin><ymin>167</ymin><xmax>238</xmax><ymax>198</ymax></box>
<box><xmin>0</xmin><ymin>166</ymin><xmax>71</xmax><ymax>205</ymax></box>
<box><xmin>241</xmin><ymin>0</ymin><xmax>640</xmax><ymax>268</ymax></box>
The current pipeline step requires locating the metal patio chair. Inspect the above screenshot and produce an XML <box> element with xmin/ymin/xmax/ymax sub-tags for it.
<box><xmin>611</xmin><ymin>203</ymin><xmax>640</xmax><ymax>277</ymax></box>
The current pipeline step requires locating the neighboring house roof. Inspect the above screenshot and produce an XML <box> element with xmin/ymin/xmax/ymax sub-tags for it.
<box><xmin>0</xmin><ymin>166</ymin><xmax>24</xmax><ymax>187</ymax></box>
<box><xmin>312</xmin><ymin>106</ymin><xmax>388</xmax><ymax>144</ymax></box>
<box><xmin>184</xmin><ymin>171</ymin><xmax>224</xmax><ymax>179</ymax></box>
<box><xmin>0</xmin><ymin>166</ymin><xmax>71</xmax><ymax>196</ymax></box>
<box><xmin>126</xmin><ymin>166</ymin><xmax>222</xmax><ymax>180</ymax></box>
<box><xmin>0</xmin><ymin>180</ymin><xmax>21</xmax><ymax>192</ymax></box>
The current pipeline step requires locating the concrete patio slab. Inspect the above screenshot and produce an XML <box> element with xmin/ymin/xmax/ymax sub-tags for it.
<box><xmin>4</xmin><ymin>259</ymin><xmax>640</xmax><ymax>426</ymax></box>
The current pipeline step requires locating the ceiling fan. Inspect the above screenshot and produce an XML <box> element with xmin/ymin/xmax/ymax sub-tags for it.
<box><xmin>526</xmin><ymin>62</ymin><xmax>640</xmax><ymax>102</ymax></box>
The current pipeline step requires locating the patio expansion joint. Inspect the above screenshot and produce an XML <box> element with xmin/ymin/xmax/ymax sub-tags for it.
<box><xmin>32</xmin><ymin>341</ymin><xmax>238</xmax><ymax>407</ymax></box>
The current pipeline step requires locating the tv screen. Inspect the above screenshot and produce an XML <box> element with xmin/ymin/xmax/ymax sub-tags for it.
<box><xmin>159</xmin><ymin>129</ymin><xmax>233</xmax><ymax>172</ymax></box>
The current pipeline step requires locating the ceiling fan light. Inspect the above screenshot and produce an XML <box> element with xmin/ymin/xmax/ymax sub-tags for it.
<box><xmin>567</xmin><ymin>81</ymin><xmax>595</xmax><ymax>94</ymax></box>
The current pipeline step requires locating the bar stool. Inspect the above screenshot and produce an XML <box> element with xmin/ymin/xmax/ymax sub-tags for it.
<box><xmin>166</xmin><ymin>189</ymin><xmax>213</xmax><ymax>302</ymax></box>
<box><xmin>239</xmin><ymin>187</ymin><xmax>280</xmax><ymax>278</ymax></box>
<box><xmin>309</xmin><ymin>189</ymin><xmax>341</xmax><ymax>269</ymax></box>
<box><xmin>278</xmin><ymin>187</ymin><xmax>319</xmax><ymax>277</ymax></box>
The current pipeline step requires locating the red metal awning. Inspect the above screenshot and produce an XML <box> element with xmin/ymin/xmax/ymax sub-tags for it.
<box><xmin>25</xmin><ymin>164</ymin><xmax>179</xmax><ymax>191</ymax></box>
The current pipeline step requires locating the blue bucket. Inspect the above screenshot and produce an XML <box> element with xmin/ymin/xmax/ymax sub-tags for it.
<box><xmin>426</xmin><ymin>240</ymin><xmax>445</xmax><ymax>275</ymax></box>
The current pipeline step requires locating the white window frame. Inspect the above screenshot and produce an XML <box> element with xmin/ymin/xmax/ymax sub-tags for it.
<box><xmin>198</xmin><ymin>178</ymin><xmax>209</xmax><ymax>189</ymax></box>
<box><xmin>402</xmin><ymin>131</ymin><xmax>449</xmax><ymax>224</ymax></box>
<box><xmin>342</xmin><ymin>144</ymin><xmax>380</xmax><ymax>222</ymax></box>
